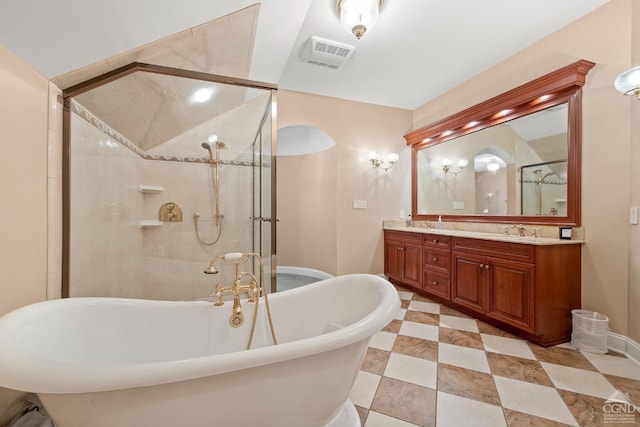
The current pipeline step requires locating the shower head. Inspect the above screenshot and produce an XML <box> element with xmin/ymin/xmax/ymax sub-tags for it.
<box><xmin>201</xmin><ymin>142</ymin><xmax>214</xmax><ymax>161</ymax></box>
<box><xmin>203</xmin><ymin>263</ymin><xmax>219</xmax><ymax>274</ymax></box>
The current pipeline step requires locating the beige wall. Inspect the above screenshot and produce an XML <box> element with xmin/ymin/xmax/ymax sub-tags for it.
<box><xmin>413</xmin><ymin>0</ymin><xmax>637</xmax><ymax>340</ymax></box>
<box><xmin>278</xmin><ymin>90</ymin><xmax>412</xmax><ymax>275</ymax></box>
<box><xmin>277</xmin><ymin>148</ymin><xmax>338</xmax><ymax>275</ymax></box>
<box><xmin>0</xmin><ymin>45</ymin><xmax>49</xmax><ymax>423</ymax></box>
<box><xmin>0</xmin><ymin>45</ymin><xmax>49</xmax><ymax>314</ymax></box>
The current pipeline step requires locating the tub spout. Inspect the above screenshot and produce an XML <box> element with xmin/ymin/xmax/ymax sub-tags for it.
<box><xmin>229</xmin><ymin>295</ymin><xmax>244</xmax><ymax>327</ymax></box>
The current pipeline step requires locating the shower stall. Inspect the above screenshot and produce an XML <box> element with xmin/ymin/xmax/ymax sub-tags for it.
<box><xmin>63</xmin><ymin>63</ymin><xmax>277</xmax><ymax>300</ymax></box>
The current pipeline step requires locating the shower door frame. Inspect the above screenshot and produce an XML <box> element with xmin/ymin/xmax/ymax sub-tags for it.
<box><xmin>61</xmin><ymin>62</ymin><xmax>278</xmax><ymax>298</ymax></box>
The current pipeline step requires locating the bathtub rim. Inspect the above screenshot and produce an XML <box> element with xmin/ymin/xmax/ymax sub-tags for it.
<box><xmin>0</xmin><ymin>273</ymin><xmax>399</xmax><ymax>394</ymax></box>
<box><xmin>276</xmin><ymin>265</ymin><xmax>334</xmax><ymax>280</ymax></box>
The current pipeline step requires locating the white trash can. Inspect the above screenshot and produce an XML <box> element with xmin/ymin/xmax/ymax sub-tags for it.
<box><xmin>571</xmin><ymin>309</ymin><xmax>609</xmax><ymax>354</ymax></box>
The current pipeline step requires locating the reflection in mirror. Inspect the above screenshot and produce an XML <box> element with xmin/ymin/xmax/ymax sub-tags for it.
<box><xmin>407</xmin><ymin>60</ymin><xmax>595</xmax><ymax>226</ymax></box>
<box><xmin>417</xmin><ymin>103</ymin><xmax>568</xmax><ymax>217</ymax></box>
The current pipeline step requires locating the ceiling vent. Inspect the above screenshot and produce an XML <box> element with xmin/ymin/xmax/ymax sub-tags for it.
<box><xmin>301</xmin><ymin>36</ymin><xmax>355</xmax><ymax>69</ymax></box>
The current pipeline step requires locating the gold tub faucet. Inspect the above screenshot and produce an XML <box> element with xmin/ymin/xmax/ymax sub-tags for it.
<box><xmin>203</xmin><ymin>252</ymin><xmax>277</xmax><ymax>349</ymax></box>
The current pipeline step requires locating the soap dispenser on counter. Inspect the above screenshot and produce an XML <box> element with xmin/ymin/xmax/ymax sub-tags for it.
<box><xmin>406</xmin><ymin>214</ymin><xmax>413</xmax><ymax>227</ymax></box>
<box><xmin>437</xmin><ymin>215</ymin><xmax>443</xmax><ymax>230</ymax></box>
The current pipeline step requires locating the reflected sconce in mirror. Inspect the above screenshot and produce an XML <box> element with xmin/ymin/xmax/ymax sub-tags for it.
<box><xmin>337</xmin><ymin>0</ymin><xmax>383</xmax><ymax>40</ymax></box>
<box><xmin>369</xmin><ymin>151</ymin><xmax>399</xmax><ymax>171</ymax></box>
<box><xmin>441</xmin><ymin>158</ymin><xmax>468</xmax><ymax>175</ymax></box>
<box><xmin>614</xmin><ymin>66</ymin><xmax>640</xmax><ymax>99</ymax></box>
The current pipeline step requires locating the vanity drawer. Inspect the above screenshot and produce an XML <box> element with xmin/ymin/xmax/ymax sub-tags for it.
<box><xmin>424</xmin><ymin>248</ymin><xmax>451</xmax><ymax>272</ymax></box>
<box><xmin>385</xmin><ymin>230</ymin><xmax>422</xmax><ymax>244</ymax></box>
<box><xmin>422</xmin><ymin>234</ymin><xmax>451</xmax><ymax>249</ymax></box>
<box><xmin>452</xmin><ymin>237</ymin><xmax>535</xmax><ymax>263</ymax></box>
<box><xmin>423</xmin><ymin>269</ymin><xmax>450</xmax><ymax>300</ymax></box>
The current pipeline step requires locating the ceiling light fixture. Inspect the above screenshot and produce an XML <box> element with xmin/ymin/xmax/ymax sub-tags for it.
<box><xmin>336</xmin><ymin>0</ymin><xmax>383</xmax><ymax>40</ymax></box>
<box><xmin>487</xmin><ymin>158</ymin><xmax>500</xmax><ymax>173</ymax></box>
<box><xmin>614</xmin><ymin>66</ymin><xmax>640</xmax><ymax>99</ymax></box>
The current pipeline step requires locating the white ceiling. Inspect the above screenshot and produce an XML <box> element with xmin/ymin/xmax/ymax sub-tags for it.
<box><xmin>0</xmin><ymin>0</ymin><xmax>608</xmax><ymax>110</ymax></box>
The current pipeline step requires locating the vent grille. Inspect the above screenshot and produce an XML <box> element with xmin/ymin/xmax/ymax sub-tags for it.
<box><xmin>301</xmin><ymin>36</ymin><xmax>355</xmax><ymax>69</ymax></box>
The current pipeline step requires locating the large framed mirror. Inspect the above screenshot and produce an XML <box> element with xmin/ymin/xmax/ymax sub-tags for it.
<box><xmin>405</xmin><ymin>60</ymin><xmax>595</xmax><ymax>226</ymax></box>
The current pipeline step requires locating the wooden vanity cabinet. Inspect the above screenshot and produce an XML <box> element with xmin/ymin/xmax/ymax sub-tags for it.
<box><xmin>451</xmin><ymin>237</ymin><xmax>581</xmax><ymax>345</ymax></box>
<box><xmin>383</xmin><ymin>230</ymin><xmax>582</xmax><ymax>346</ymax></box>
<box><xmin>384</xmin><ymin>230</ymin><xmax>422</xmax><ymax>289</ymax></box>
<box><xmin>452</xmin><ymin>241</ymin><xmax>535</xmax><ymax>331</ymax></box>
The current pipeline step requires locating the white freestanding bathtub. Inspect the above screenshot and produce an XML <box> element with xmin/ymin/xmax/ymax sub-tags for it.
<box><xmin>0</xmin><ymin>274</ymin><xmax>399</xmax><ymax>427</ymax></box>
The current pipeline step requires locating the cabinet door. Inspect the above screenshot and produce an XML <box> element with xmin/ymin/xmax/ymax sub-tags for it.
<box><xmin>402</xmin><ymin>242</ymin><xmax>423</xmax><ymax>288</ymax></box>
<box><xmin>384</xmin><ymin>239</ymin><xmax>402</xmax><ymax>282</ymax></box>
<box><xmin>486</xmin><ymin>257</ymin><xmax>535</xmax><ymax>331</ymax></box>
<box><xmin>452</xmin><ymin>252</ymin><xmax>485</xmax><ymax>311</ymax></box>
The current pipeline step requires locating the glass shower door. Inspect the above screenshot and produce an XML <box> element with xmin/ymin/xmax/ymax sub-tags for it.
<box><xmin>252</xmin><ymin>90</ymin><xmax>277</xmax><ymax>293</ymax></box>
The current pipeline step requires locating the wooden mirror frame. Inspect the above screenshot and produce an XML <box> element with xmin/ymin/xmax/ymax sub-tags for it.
<box><xmin>404</xmin><ymin>60</ymin><xmax>595</xmax><ymax>227</ymax></box>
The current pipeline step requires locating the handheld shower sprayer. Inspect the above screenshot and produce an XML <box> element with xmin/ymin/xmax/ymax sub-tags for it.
<box><xmin>195</xmin><ymin>139</ymin><xmax>226</xmax><ymax>245</ymax></box>
<box><xmin>201</xmin><ymin>142</ymin><xmax>214</xmax><ymax>162</ymax></box>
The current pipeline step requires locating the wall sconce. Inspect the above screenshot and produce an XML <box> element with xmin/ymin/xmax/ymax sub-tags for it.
<box><xmin>369</xmin><ymin>151</ymin><xmax>398</xmax><ymax>171</ymax></box>
<box><xmin>337</xmin><ymin>0</ymin><xmax>383</xmax><ymax>40</ymax></box>
<box><xmin>441</xmin><ymin>158</ymin><xmax>468</xmax><ymax>175</ymax></box>
<box><xmin>487</xmin><ymin>158</ymin><xmax>500</xmax><ymax>173</ymax></box>
<box><xmin>614</xmin><ymin>66</ymin><xmax>640</xmax><ymax>99</ymax></box>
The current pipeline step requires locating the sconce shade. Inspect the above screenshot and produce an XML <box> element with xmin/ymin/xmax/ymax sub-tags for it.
<box><xmin>337</xmin><ymin>0</ymin><xmax>382</xmax><ymax>40</ymax></box>
<box><xmin>441</xmin><ymin>157</ymin><xmax>467</xmax><ymax>175</ymax></box>
<box><xmin>614</xmin><ymin>66</ymin><xmax>640</xmax><ymax>98</ymax></box>
<box><xmin>387</xmin><ymin>153</ymin><xmax>399</xmax><ymax>163</ymax></box>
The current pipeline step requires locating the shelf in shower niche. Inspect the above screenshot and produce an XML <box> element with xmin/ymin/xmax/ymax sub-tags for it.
<box><xmin>139</xmin><ymin>220</ymin><xmax>163</xmax><ymax>228</ymax></box>
<box><xmin>555</xmin><ymin>199</ymin><xmax>567</xmax><ymax>204</ymax></box>
<box><xmin>139</xmin><ymin>185</ymin><xmax>164</xmax><ymax>194</ymax></box>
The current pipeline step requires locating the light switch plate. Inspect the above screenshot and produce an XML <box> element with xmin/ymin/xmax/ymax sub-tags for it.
<box><xmin>352</xmin><ymin>199</ymin><xmax>367</xmax><ymax>209</ymax></box>
<box><xmin>630</xmin><ymin>206</ymin><xmax>639</xmax><ymax>225</ymax></box>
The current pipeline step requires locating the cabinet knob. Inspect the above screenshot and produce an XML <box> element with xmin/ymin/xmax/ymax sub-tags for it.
<box><xmin>432</xmin><ymin>239</ymin><xmax>437</xmax><ymax>243</ymax></box>
<box><xmin>433</xmin><ymin>257</ymin><xmax>438</xmax><ymax>261</ymax></box>
<box><xmin>432</xmin><ymin>281</ymin><xmax>438</xmax><ymax>285</ymax></box>
<box><xmin>485</xmin><ymin>264</ymin><xmax>490</xmax><ymax>270</ymax></box>
<box><xmin>479</xmin><ymin>263</ymin><xmax>484</xmax><ymax>268</ymax></box>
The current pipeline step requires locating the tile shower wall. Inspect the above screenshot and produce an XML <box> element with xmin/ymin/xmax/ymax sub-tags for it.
<box><xmin>69</xmin><ymin>114</ymin><xmax>142</xmax><ymax>297</ymax></box>
<box><xmin>69</xmin><ymin>97</ymin><xmax>268</xmax><ymax>300</ymax></box>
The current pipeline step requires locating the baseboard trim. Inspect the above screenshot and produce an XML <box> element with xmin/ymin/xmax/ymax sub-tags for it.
<box><xmin>607</xmin><ymin>331</ymin><xmax>640</xmax><ymax>365</ymax></box>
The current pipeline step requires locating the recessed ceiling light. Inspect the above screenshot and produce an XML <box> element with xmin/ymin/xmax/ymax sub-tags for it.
<box><xmin>192</xmin><ymin>87</ymin><xmax>214</xmax><ymax>103</ymax></box>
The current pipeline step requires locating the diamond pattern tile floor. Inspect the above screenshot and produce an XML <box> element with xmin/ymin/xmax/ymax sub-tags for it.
<box><xmin>350</xmin><ymin>285</ymin><xmax>640</xmax><ymax>426</ymax></box>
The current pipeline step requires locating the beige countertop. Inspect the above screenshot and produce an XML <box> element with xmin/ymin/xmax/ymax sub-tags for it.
<box><xmin>383</xmin><ymin>225</ymin><xmax>584</xmax><ymax>246</ymax></box>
